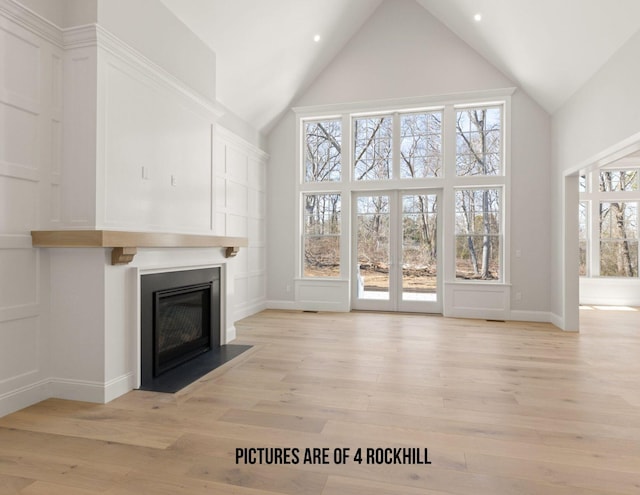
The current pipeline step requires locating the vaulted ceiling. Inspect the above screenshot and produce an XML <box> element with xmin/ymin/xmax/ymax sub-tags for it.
<box><xmin>160</xmin><ymin>0</ymin><xmax>640</xmax><ymax>135</ymax></box>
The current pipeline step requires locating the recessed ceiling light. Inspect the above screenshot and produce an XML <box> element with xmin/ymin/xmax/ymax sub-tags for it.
<box><xmin>474</xmin><ymin>13</ymin><xmax>482</xmax><ymax>22</ymax></box>
<box><xmin>313</xmin><ymin>34</ymin><xmax>321</xmax><ymax>42</ymax></box>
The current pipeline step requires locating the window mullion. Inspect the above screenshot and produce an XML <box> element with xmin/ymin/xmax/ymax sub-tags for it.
<box><xmin>590</xmin><ymin>198</ymin><xmax>600</xmax><ymax>277</ymax></box>
<box><xmin>342</xmin><ymin>114</ymin><xmax>352</xmax><ymax>187</ymax></box>
<box><xmin>443</xmin><ymin>105</ymin><xmax>456</xmax><ymax>180</ymax></box>
<box><xmin>392</xmin><ymin>112</ymin><xmax>400</xmax><ymax>181</ymax></box>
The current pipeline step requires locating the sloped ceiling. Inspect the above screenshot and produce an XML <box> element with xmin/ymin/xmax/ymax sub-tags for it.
<box><xmin>161</xmin><ymin>0</ymin><xmax>640</xmax><ymax>135</ymax></box>
<box><xmin>159</xmin><ymin>0</ymin><xmax>383</xmax><ymax>134</ymax></box>
<box><xmin>417</xmin><ymin>0</ymin><xmax>640</xmax><ymax>114</ymax></box>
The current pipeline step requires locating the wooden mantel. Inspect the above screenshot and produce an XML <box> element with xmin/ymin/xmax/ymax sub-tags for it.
<box><xmin>31</xmin><ymin>230</ymin><xmax>248</xmax><ymax>265</ymax></box>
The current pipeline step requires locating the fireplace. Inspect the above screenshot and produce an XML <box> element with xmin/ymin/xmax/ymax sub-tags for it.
<box><xmin>154</xmin><ymin>281</ymin><xmax>214</xmax><ymax>375</ymax></box>
<box><xmin>140</xmin><ymin>267</ymin><xmax>220</xmax><ymax>391</ymax></box>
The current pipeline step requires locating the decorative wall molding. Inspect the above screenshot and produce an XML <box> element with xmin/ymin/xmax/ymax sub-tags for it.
<box><xmin>580</xmin><ymin>277</ymin><xmax>640</xmax><ymax>306</ymax></box>
<box><xmin>0</xmin><ymin>234</ymin><xmax>32</xmax><ymax>249</ymax></box>
<box><xmin>0</xmin><ymin>4</ymin><xmax>223</xmax><ymax>120</ymax></box>
<box><xmin>1</xmin><ymin>1</ymin><xmax>267</xmax><ymax>414</ymax></box>
<box><xmin>444</xmin><ymin>283</ymin><xmax>510</xmax><ymax>321</ymax></box>
<box><xmin>95</xmin><ymin>25</ymin><xmax>223</xmax><ymax>119</ymax></box>
<box><xmin>0</xmin><ymin>304</ymin><xmax>40</xmax><ymax>323</ymax></box>
<box><xmin>0</xmin><ymin>161</ymin><xmax>40</xmax><ymax>182</ymax></box>
<box><xmin>217</xmin><ymin>125</ymin><xmax>270</xmax><ymax>162</ymax></box>
<box><xmin>61</xmin><ymin>23</ymin><xmax>97</xmax><ymax>49</ymax></box>
<box><xmin>0</xmin><ymin>0</ymin><xmax>62</xmax><ymax>47</ymax></box>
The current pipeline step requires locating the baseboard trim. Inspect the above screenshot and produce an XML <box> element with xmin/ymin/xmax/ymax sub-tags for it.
<box><xmin>509</xmin><ymin>310</ymin><xmax>552</xmax><ymax>323</ymax></box>
<box><xmin>550</xmin><ymin>312</ymin><xmax>565</xmax><ymax>330</ymax></box>
<box><xmin>225</xmin><ymin>325</ymin><xmax>237</xmax><ymax>343</ymax></box>
<box><xmin>48</xmin><ymin>374</ymin><xmax>135</xmax><ymax>404</ymax></box>
<box><xmin>104</xmin><ymin>373</ymin><xmax>135</xmax><ymax>403</ymax></box>
<box><xmin>265</xmin><ymin>300</ymin><xmax>349</xmax><ymax>312</ymax></box>
<box><xmin>265</xmin><ymin>300</ymin><xmax>299</xmax><ymax>311</ymax></box>
<box><xmin>0</xmin><ymin>379</ymin><xmax>49</xmax><ymax>418</ymax></box>
<box><xmin>234</xmin><ymin>301</ymin><xmax>267</xmax><ymax>322</ymax></box>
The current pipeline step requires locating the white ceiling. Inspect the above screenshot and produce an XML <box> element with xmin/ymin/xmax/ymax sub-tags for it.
<box><xmin>160</xmin><ymin>0</ymin><xmax>640</xmax><ymax>135</ymax></box>
<box><xmin>159</xmin><ymin>0</ymin><xmax>383</xmax><ymax>133</ymax></box>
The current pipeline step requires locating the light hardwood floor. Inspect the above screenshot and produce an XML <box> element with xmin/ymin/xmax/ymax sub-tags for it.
<box><xmin>1</xmin><ymin>308</ymin><xmax>639</xmax><ymax>494</ymax></box>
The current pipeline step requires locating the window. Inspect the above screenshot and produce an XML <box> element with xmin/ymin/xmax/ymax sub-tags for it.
<box><xmin>297</xmin><ymin>96</ymin><xmax>508</xmax><ymax>286</ymax></box>
<box><xmin>455</xmin><ymin>188</ymin><xmax>501</xmax><ymax>280</ymax></box>
<box><xmin>599</xmin><ymin>201</ymin><xmax>638</xmax><ymax>277</ymax></box>
<box><xmin>580</xmin><ymin>167</ymin><xmax>640</xmax><ymax>279</ymax></box>
<box><xmin>303</xmin><ymin>193</ymin><xmax>341</xmax><ymax>277</ymax></box>
<box><xmin>400</xmin><ymin>111</ymin><xmax>442</xmax><ymax>178</ymax></box>
<box><xmin>599</xmin><ymin>170</ymin><xmax>638</xmax><ymax>192</ymax></box>
<box><xmin>304</xmin><ymin>119</ymin><xmax>341</xmax><ymax>182</ymax></box>
<box><xmin>354</xmin><ymin>115</ymin><xmax>393</xmax><ymax>180</ymax></box>
<box><xmin>579</xmin><ymin>201</ymin><xmax>588</xmax><ymax>276</ymax></box>
<box><xmin>579</xmin><ymin>174</ymin><xmax>588</xmax><ymax>193</ymax></box>
<box><xmin>456</xmin><ymin>107</ymin><xmax>502</xmax><ymax>176</ymax></box>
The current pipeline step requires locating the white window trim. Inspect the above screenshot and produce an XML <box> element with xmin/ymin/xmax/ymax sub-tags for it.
<box><xmin>294</xmin><ymin>88</ymin><xmax>514</xmax><ymax>312</ymax></box>
<box><xmin>579</xmin><ymin>168</ymin><xmax>640</xmax><ymax>278</ymax></box>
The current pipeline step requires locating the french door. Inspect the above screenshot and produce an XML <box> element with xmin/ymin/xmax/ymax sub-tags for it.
<box><xmin>352</xmin><ymin>190</ymin><xmax>442</xmax><ymax>313</ymax></box>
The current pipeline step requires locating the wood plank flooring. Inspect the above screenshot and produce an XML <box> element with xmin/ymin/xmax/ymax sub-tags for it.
<box><xmin>1</xmin><ymin>307</ymin><xmax>639</xmax><ymax>494</ymax></box>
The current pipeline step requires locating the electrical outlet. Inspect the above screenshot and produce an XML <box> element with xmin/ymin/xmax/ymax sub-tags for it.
<box><xmin>515</xmin><ymin>291</ymin><xmax>522</xmax><ymax>301</ymax></box>
<box><xmin>171</xmin><ymin>175</ymin><xmax>177</xmax><ymax>186</ymax></box>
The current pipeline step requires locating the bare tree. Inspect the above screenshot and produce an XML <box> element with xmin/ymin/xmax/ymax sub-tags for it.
<box><xmin>305</xmin><ymin>120</ymin><xmax>341</xmax><ymax>182</ymax></box>
<box><xmin>354</xmin><ymin>117</ymin><xmax>392</xmax><ymax>180</ymax></box>
<box><xmin>455</xmin><ymin>109</ymin><xmax>500</xmax><ymax>279</ymax></box>
<box><xmin>599</xmin><ymin>171</ymin><xmax>637</xmax><ymax>277</ymax></box>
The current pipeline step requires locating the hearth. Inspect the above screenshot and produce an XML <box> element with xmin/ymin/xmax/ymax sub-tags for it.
<box><xmin>139</xmin><ymin>267</ymin><xmax>251</xmax><ymax>393</ymax></box>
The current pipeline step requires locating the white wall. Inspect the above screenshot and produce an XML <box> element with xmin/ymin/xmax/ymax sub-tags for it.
<box><xmin>551</xmin><ymin>29</ymin><xmax>640</xmax><ymax>325</ymax></box>
<box><xmin>0</xmin><ymin>0</ymin><xmax>267</xmax><ymax>416</ymax></box>
<box><xmin>267</xmin><ymin>0</ymin><xmax>552</xmax><ymax>318</ymax></box>
<box><xmin>97</xmin><ymin>0</ymin><xmax>216</xmax><ymax>103</ymax></box>
<box><xmin>98</xmin><ymin>43</ymin><xmax>214</xmax><ymax>233</ymax></box>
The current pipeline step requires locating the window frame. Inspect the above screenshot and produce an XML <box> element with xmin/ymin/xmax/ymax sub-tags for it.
<box><xmin>303</xmin><ymin>118</ymin><xmax>343</xmax><ymax>183</ymax></box>
<box><xmin>598</xmin><ymin>200</ymin><xmax>638</xmax><ymax>278</ymax></box>
<box><xmin>454</xmin><ymin>186</ymin><xmax>504</xmax><ymax>281</ymax></box>
<box><xmin>399</xmin><ymin>109</ymin><xmax>444</xmax><ymax>179</ymax></box>
<box><xmin>579</xmin><ymin>167</ymin><xmax>640</xmax><ymax>279</ymax></box>
<box><xmin>455</xmin><ymin>105</ymin><xmax>504</xmax><ymax>177</ymax></box>
<box><xmin>294</xmin><ymin>90</ymin><xmax>512</xmax><ymax>287</ymax></box>
<box><xmin>301</xmin><ymin>192</ymin><xmax>343</xmax><ymax>279</ymax></box>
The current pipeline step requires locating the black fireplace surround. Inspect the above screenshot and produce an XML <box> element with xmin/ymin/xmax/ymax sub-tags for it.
<box><xmin>140</xmin><ymin>267</ymin><xmax>250</xmax><ymax>393</ymax></box>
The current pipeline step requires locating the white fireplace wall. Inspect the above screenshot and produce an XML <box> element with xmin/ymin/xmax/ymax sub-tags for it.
<box><xmin>0</xmin><ymin>1</ymin><xmax>268</xmax><ymax>416</ymax></box>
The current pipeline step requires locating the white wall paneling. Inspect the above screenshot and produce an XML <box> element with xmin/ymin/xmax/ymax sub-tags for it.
<box><xmin>0</xmin><ymin>1</ymin><xmax>61</xmax><ymax>416</ymax></box>
<box><xmin>216</xmin><ymin>126</ymin><xmax>268</xmax><ymax>320</ymax></box>
<box><xmin>293</xmin><ymin>279</ymin><xmax>350</xmax><ymax>312</ymax></box>
<box><xmin>445</xmin><ymin>283</ymin><xmax>510</xmax><ymax>320</ymax></box>
<box><xmin>580</xmin><ymin>277</ymin><xmax>640</xmax><ymax>307</ymax></box>
<box><xmin>62</xmin><ymin>50</ymin><xmax>97</xmax><ymax>226</ymax></box>
<box><xmin>0</xmin><ymin>1</ymin><xmax>269</xmax><ymax>416</ymax></box>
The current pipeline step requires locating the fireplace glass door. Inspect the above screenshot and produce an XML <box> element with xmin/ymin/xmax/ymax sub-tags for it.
<box><xmin>154</xmin><ymin>282</ymin><xmax>212</xmax><ymax>376</ymax></box>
